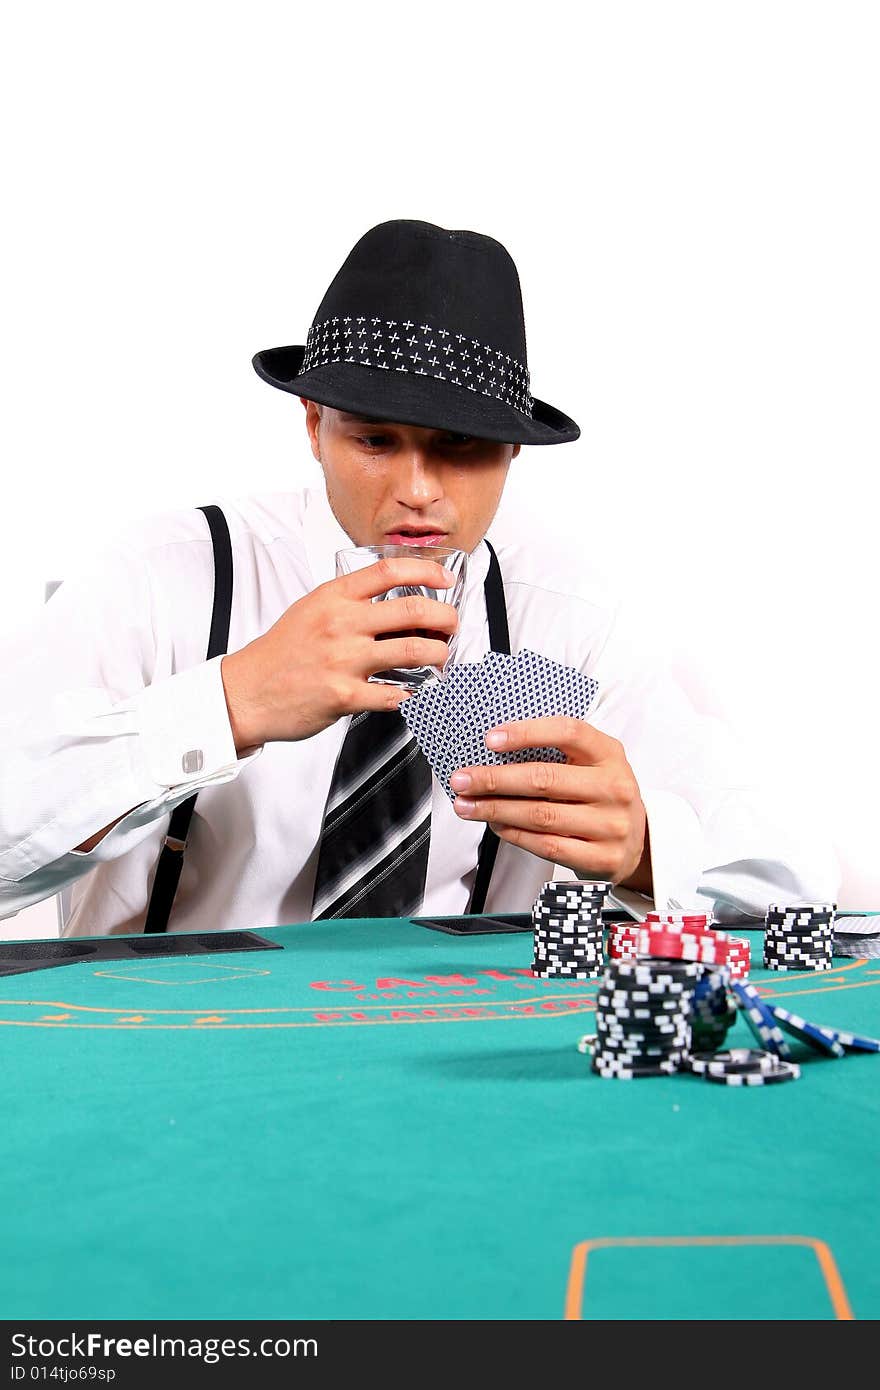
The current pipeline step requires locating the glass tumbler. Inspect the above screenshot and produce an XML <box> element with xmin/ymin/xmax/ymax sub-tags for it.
<box><xmin>334</xmin><ymin>543</ymin><xmax>468</xmax><ymax>689</ymax></box>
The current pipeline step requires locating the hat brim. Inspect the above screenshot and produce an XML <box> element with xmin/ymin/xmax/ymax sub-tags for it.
<box><xmin>252</xmin><ymin>346</ymin><xmax>580</xmax><ymax>446</ymax></box>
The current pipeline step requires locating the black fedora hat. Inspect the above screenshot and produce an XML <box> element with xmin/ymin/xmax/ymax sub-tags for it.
<box><xmin>252</xmin><ymin>219</ymin><xmax>580</xmax><ymax>446</ymax></box>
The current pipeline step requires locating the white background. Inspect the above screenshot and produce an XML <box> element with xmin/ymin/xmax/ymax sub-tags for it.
<box><xmin>2</xmin><ymin>1</ymin><xmax>878</xmax><ymax>934</ymax></box>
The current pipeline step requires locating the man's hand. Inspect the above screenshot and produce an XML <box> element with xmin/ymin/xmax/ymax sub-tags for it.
<box><xmin>221</xmin><ymin>557</ymin><xmax>457</xmax><ymax>750</ymax></box>
<box><xmin>449</xmin><ymin>717</ymin><xmax>651</xmax><ymax>890</ymax></box>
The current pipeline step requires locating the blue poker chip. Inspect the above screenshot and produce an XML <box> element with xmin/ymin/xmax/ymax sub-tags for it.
<box><xmin>767</xmin><ymin>1005</ymin><xmax>846</xmax><ymax>1057</ymax></box>
<box><xmin>769</xmin><ymin>1009</ymin><xmax>880</xmax><ymax>1054</ymax></box>
<box><xmin>730</xmin><ymin>980</ymin><xmax>792</xmax><ymax>1059</ymax></box>
<box><xmin>693</xmin><ymin>971</ymin><xmax>732</xmax><ymax>1018</ymax></box>
<box><xmin>831</xmin><ymin>1028</ymin><xmax>880</xmax><ymax>1052</ymax></box>
<box><xmin>692</xmin><ymin>972</ymin><xmax>737</xmax><ymax>1044</ymax></box>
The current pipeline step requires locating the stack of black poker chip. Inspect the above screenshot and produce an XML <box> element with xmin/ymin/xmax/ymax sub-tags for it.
<box><xmin>763</xmin><ymin>903</ymin><xmax>836</xmax><ymax>972</ymax></box>
<box><xmin>690</xmin><ymin>964</ymin><xmax>736</xmax><ymax>1051</ymax></box>
<box><xmin>591</xmin><ymin>959</ymin><xmax>700</xmax><ymax>1078</ymax></box>
<box><xmin>531</xmin><ymin>880</ymin><xmax>610</xmax><ymax>979</ymax></box>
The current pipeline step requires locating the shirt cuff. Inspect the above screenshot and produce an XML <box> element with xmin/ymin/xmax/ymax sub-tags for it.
<box><xmin>130</xmin><ymin>655</ymin><xmax>258</xmax><ymax>791</ymax></box>
<box><xmin>638</xmin><ymin>788</ymin><xmax>704</xmax><ymax>911</ymax></box>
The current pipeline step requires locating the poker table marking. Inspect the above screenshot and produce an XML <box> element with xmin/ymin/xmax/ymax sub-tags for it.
<box><xmin>750</xmin><ymin>967</ymin><xmax>880</xmax><ymax>1003</ymax></box>
<box><xmin>0</xmin><ymin>956</ymin><xmax>874</xmax><ymax>1031</ymax></box>
<box><xmin>565</xmin><ymin>1236</ymin><xmax>854</xmax><ymax>1321</ymax></box>
<box><xmin>93</xmin><ymin>962</ymin><xmax>276</xmax><ymax>986</ymax></box>
<box><xmin>3</xmin><ymin>919</ymin><xmax>879</xmax><ymax>1320</ymax></box>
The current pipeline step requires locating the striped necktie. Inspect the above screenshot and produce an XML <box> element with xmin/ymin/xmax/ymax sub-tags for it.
<box><xmin>310</xmin><ymin>709</ymin><xmax>433</xmax><ymax>920</ymax></box>
<box><xmin>310</xmin><ymin>539</ymin><xmax>508</xmax><ymax>921</ymax></box>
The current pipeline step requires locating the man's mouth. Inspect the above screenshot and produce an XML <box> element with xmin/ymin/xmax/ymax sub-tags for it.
<box><xmin>383</xmin><ymin>527</ymin><xmax>450</xmax><ymax>547</ymax></box>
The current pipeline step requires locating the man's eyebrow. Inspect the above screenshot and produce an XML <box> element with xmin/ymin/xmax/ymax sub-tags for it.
<box><xmin>337</xmin><ymin>411</ymin><xmax>390</xmax><ymax>424</ymax></box>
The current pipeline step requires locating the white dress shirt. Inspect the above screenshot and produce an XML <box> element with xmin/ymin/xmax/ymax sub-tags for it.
<box><xmin>0</xmin><ymin>486</ymin><xmax>839</xmax><ymax>936</ymax></box>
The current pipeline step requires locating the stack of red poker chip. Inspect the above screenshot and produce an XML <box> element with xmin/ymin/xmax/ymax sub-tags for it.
<box><xmin>646</xmin><ymin>911</ymin><xmax>711</xmax><ymax>929</ymax></box>
<box><xmin>607</xmin><ymin>923</ymin><xmax>642</xmax><ymax>963</ymax></box>
<box><xmin>607</xmin><ymin>912</ymin><xmax>751</xmax><ymax>980</ymax></box>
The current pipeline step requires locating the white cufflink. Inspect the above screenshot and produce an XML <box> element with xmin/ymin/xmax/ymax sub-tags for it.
<box><xmin>181</xmin><ymin>749</ymin><xmax>204</xmax><ymax>774</ymax></box>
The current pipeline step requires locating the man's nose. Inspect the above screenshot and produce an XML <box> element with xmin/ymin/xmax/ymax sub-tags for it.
<box><xmin>393</xmin><ymin>451</ymin><xmax>444</xmax><ymax>507</ymax></box>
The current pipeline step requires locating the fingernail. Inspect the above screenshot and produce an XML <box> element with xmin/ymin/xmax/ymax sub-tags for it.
<box><xmin>450</xmin><ymin>771</ymin><xmax>471</xmax><ymax>791</ymax></box>
<box><xmin>454</xmin><ymin>797</ymin><xmax>476</xmax><ymax>816</ymax></box>
<box><xmin>486</xmin><ymin>729</ymin><xmax>507</xmax><ymax>748</ymax></box>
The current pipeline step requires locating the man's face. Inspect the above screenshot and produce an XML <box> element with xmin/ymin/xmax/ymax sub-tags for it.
<box><xmin>303</xmin><ymin>402</ymin><xmax>520</xmax><ymax>554</ymax></box>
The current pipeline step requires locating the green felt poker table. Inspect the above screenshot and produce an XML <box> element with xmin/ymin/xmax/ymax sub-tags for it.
<box><xmin>2</xmin><ymin>917</ymin><xmax>878</xmax><ymax>1322</ymax></box>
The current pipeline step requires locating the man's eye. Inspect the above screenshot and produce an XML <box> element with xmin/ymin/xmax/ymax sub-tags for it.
<box><xmin>357</xmin><ymin>432</ymin><xmax>472</xmax><ymax>449</ymax></box>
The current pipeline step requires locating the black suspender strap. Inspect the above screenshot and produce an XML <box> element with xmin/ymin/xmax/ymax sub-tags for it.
<box><xmin>467</xmin><ymin>538</ymin><xmax>510</xmax><ymax>915</ymax></box>
<box><xmin>143</xmin><ymin>505</ymin><xmax>233</xmax><ymax>933</ymax></box>
<box><xmin>203</xmin><ymin>504</ymin><xmax>235</xmax><ymax>663</ymax></box>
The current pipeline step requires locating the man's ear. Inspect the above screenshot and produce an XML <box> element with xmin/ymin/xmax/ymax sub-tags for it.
<box><xmin>302</xmin><ymin>398</ymin><xmax>323</xmax><ymax>463</ymax></box>
<box><xmin>512</xmin><ymin>443</ymin><xmax>521</xmax><ymax>460</ymax></box>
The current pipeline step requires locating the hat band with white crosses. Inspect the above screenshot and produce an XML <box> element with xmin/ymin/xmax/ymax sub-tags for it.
<box><xmin>299</xmin><ymin>314</ymin><xmax>535</xmax><ymax>418</ymax></box>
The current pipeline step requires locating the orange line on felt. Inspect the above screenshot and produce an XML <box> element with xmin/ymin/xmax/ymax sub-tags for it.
<box><xmin>2</xmin><ymin>953</ymin><xmax>877</xmax><ymax>1030</ymax></box>
<box><xmin>0</xmin><ymin>1007</ymin><xmax>598</xmax><ymax>1031</ymax></box>
<box><xmin>1</xmin><ymin>957</ymin><xmax>872</xmax><ymax>1019</ymax></box>
<box><xmin>564</xmin><ymin>1243</ymin><xmax>589</xmax><ymax>1320</ymax></box>
<box><xmin>0</xmin><ymin>988</ymin><xmax>595</xmax><ymax>1017</ymax></box>
<box><xmin>811</xmin><ymin>1238</ymin><xmax>855</xmax><ymax>1319</ymax></box>
<box><xmin>565</xmin><ymin>1235</ymin><xmax>854</xmax><ymax>1320</ymax></box>
<box><xmin>759</xmin><ymin>958</ymin><xmax>865</xmax><ymax>984</ymax></box>
<box><xmin>751</xmin><ymin>959</ymin><xmax>880</xmax><ymax>1005</ymax></box>
<box><xmin>760</xmin><ymin>979</ymin><xmax>880</xmax><ymax>1003</ymax></box>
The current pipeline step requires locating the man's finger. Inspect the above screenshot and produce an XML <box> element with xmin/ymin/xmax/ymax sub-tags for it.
<box><xmin>338</xmin><ymin>556</ymin><xmax>456</xmax><ymax>601</ymax></box>
<box><xmin>450</xmin><ymin>760</ymin><xmax>616</xmax><ymax>804</ymax></box>
<box><xmin>349</xmin><ymin>681</ymin><xmax>417</xmax><ymax>715</ymax></box>
<box><xmin>363</xmin><ymin>593</ymin><xmax>459</xmax><ymax>637</ymax></box>
<box><xmin>356</xmin><ymin>634</ymin><xmax>452</xmax><ymax>677</ymax></box>
<box><xmin>453</xmin><ymin>796</ymin><xmax>615</xmax><ymax>841</ymax></box>
<box><xmin>482</xmin><ymin>716</ymin><xmax>620</xmax><ymax>765</ymax></box>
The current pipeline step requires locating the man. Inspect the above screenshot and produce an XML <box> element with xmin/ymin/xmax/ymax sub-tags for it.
<box><xmin>0</xmin><ymin>220</ymin><xmax>837</xmax><ymax>935</ymax></box>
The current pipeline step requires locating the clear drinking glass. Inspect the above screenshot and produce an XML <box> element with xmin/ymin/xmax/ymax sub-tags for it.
<box><xmin>335</xmin><ymin>543</ymin><xmax>468</xmax><ymax>689</ymax></box>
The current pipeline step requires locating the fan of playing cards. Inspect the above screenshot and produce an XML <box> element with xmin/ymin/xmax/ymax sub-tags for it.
<box><xmin>399</xmin><ymin>649</ymin><xmax>599</xmax><ymax>802</ymax></box>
